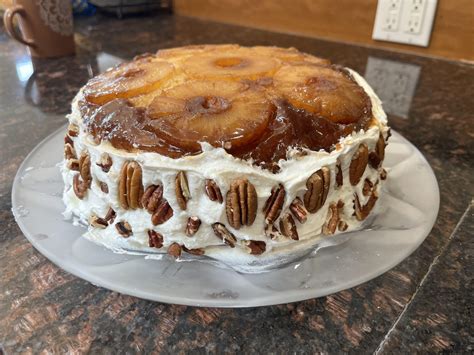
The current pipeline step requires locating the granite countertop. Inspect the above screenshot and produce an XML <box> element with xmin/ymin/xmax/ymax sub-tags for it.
<box><xmin>0</xmin><ymin>14</ymin><xmax>473</xmax><ymax>353</ymax></box>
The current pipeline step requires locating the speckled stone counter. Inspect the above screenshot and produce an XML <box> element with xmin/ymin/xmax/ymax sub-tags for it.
<box><xmin>0</xmin><ymin>14</ymin><xmax>473</xmax><ymax>354</ymax></box>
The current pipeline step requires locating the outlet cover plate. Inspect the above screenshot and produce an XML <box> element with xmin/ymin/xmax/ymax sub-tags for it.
<box><xmin>373</xmin><ymin>0</ymin><xmax>438</xmax><ymax>47</ymax></box>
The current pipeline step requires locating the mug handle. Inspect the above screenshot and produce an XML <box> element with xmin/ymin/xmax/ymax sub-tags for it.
<box><xmin>3</xmin><ymin>5</ymin><xmax>35</xmax><ymax>47</ymax></box>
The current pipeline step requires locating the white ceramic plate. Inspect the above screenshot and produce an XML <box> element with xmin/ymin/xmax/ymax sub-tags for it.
<box><xmin>12</xmin><ymin>126</ymin><xmax>439</xmax><ymax>307</ymax></box>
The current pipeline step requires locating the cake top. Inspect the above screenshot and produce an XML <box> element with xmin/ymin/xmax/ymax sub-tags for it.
<box><xmin>79</xmin><ymin>45</ymin><xmax>373</xmax><ymax>172</ymax></box>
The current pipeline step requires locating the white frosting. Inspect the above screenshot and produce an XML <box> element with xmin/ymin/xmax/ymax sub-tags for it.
<box><xmin>61</xmin><ymin>68</ymin><xmax>388</xmax><ymax>272</ymax></box>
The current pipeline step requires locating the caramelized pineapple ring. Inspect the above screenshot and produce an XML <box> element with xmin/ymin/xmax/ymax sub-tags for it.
<box><xmin>184</xmin><ymin>48</ymin><xmax>280</xmax><ymax>80</ymax></box>
<box><xmin>156</xmin><ymin>44</ymin><xmax>240</xmax><ymax>59</ymax></box>
<box><xmin>146</xmin><ymin>80</ymin><xmax>274</xmax><ymax>152</ymax></box>
<box><xmin>84</xmin><ymin>58</ymin><xmax>174</xmax><ymax>105</ymax></box>
<box><xmin>274</xmin><ymin>64</ymin><xmax>371</xmax><ymax>124</ymax></box>
<box><xmin>251</xmin><ymin>46</ymin><xmax>331</xmax><ymax>66</ymax></box>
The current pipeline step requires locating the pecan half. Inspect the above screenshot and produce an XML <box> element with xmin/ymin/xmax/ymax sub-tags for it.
<box><xmin>79</xmin><ymin>152</ymin><xmax>92</xmax><ymax>187</ymax></box>
<box><xmin>104</xmin><ymin>207</ymin><xmax>116</xmax><ymax>224</ymax></box>
<box><xmin>99</xmin><ymin>181</ymin><xmax>109</xmax><ymax>194</ymax></box>
<box><xmin>354</xmin><ymin>191</ymin><xmax>378</xmax><ymax>221</ymax></box>
<box><xmin>127</xmin><ymin>162</ymin><xmax>143</xmax><ymax>209</ymax></box>
<box><xmin>362</xmin><ymin>178</ymin><xmax>373</xmax><ymax>196</ymax></box>
<box><xmin>89</xmin><ymin>214</ymin><xmax>108</xmax><ymax>229</ymax></box>
<box><xmin>322</xmin><ymin>201</ymin><xmax>344</xmax><ymax>235</ymax></box>
<box><xmin>263</xmin><ymin>184</ymin><xmax>285</xmax><ymax>224</ymax></box>
<box><xmin>279</xmin><ymin>213</ymin><xmax>299</xmax><ymax>240</ymax></box>
<box><xmin>67</xmin><ymin>123</ymin><xmax>79</xmax><ymax>137</ymax></box>
<box><xmin>336</xmin><ymin>160</ymin><xmax>343</xmax><ymax>188</ymax></box>
<box><xmin>64</xmin><ymin>143</ymin><xmax>76</xmax><ymax>160</ymax></box>
<box><xmin>289</xmin><ymin>197</ymin><xmax>308</xmax><ymax>224</ymax></box>
<box><xmin>118</xmin><ymin>161</ymin><xmax>143</xmax><ymax>210</ymax></box>
<box><xmin>96</xmin><ymin>153</ymin><xmax>112</xmax><ymax>173</ymax></box>
<box><xmin>338</xmin><ymin>220</ymin><xmax>348</xmax><ymax>231</ymax></box>
<box><xmin>64</xmin><ymin>134</ymin><xmax>74</xmax><ymax>146</ymax></box>
<box><xmin>175</xmin><ymin>171</ymin><xmax>191</xmax><ymax>210</ymax></box>
<box><xmin>182</xmin><ymin>246</ymin><xmax>205</xmax><ymax>256</ymax></box>
<box><xmin>304</xmin><ymin>167</ymin><xmax>330</xmax><ymax>214</ymax></box>
<box><xmin>204</xmin><ymin>179</ymin><xmax>223</xmax><ymax>203</ymax></box>
<box><xmin>168</xmin><ymin>243</ymin><xmax>182</xmax><ymax>258</ymax></box>
<box><xmin>243</xmin><ymin>240</ymin><xmax>266</xmax><ymax>255</ymax></box>
<box><xmin>264</xmin><ymin>223</ymin><xmax>282</xmax><ymax>240</ymax></box>
<box><xmin>151</xmin><ymin>200</ymin><xmax>173</xmax><ymax>225</ymax></box>
<box><xmin>67</xmin><ymin>159</ymin><xmax>79</xmax><ymax>171</ymax></box>
<box><xmin>148</xmin><ymin>230</ymin><xmax>163</xmax><ymax>248</ymax></box>
<box><xmin>141</xmin><ymin>184</ymin><xmax>163</xmax><ymax>213</ymax></box>
<box><xmin>185</xmin><ymin>216</ymin><xmax>201</xmax><ymax>236</ymax></box>
<box><xmin>73</xmin><ymin>174</ymin><xmax>88</xmax><ymax>199</ymax></box>
<box><xmin>212</xmin><ymin>223</ymin><xmax>237</xmax><ymax>248</ymax></box>
<box><xmin>226</xmin><ymin>178</ymin><xmax>258</xmax><ymax>229</ymax></box>
<box><xmin>349</xmin><ymin>144</ymin><xmax>369</xmax><ymax>186</ymax></box>
<box><xmin>369</xmin><ymin>134</ymin><xmax>386</xmax><ymax>169</ymax></box>
<box><xmin>115</xmin><ymin>221</ymin><xmax>132</xmax><ymax>237</ymax></box>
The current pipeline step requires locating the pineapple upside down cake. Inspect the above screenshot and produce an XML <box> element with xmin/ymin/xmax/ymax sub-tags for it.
<box><xmin>61</xmin><ymin>45</ymin><xmax>389</xmax><ymax>272</ymax></box>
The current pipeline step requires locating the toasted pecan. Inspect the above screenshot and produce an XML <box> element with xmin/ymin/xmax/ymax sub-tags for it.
<box><xmin>148</xmin><ymin>230</ymin><xmax>164</xmax><ymax>248</ymax></box>
<box><xmin>289</xmin><ymin>197</ymin><xmax>308</xmax><ymax>224</ymax></box>
<box><xmin>369</xmin><ymin>134</ymin><xmax>385</xmax><ymax>169</ymax></box>
<box><xmin>115</xmin><ymin>221</ymin><xmax>132</xmax><ymax>237</ymax></box>
<box><xmin>279</xmin><ymin>213</ymin><xmax>299</xmax><ymax>240</ymax></box>
<box><xmin>118</xmin><ymin>161</ymin><xmax>143</xmax><ymax>210</ymax></box>
<box><xmin>185</xmin><ymin>216</ymin><xmax>201</xmax><ymax>236</ymax></box>
<box><xmin>167</xmin><ymin>243</ymin><xmax>182</xmax><ymax>258</ymax></box>
<box><xmin>304</xmin><ymin>167</ymin><xmax>330</xmax><ymax>213</ymax></box>
<box><xmin>225</xmin><ymin>178</ymin><xmax>258</xmax><ymax>229</ymax></box>
<box><xmin>263</xmin><ymin>184</ymin><xmax>285</xmax><ymax>224</ymax></box>
<box><xmin>204</xmin><ymin>179</ymin><xmax>223</xmax><ymax>203</ymax></box>
<box><xmin>151</xmin><ymin>199</ymin><xmax>173</xmax><ymax>225</ymax></box>
<box><xmin>243</xmin><ymin>240</ymin><xmax>266</xmax><ymax>255</ymax></box>
<box><xmin>175</xmin><ymin>171</ymin><xmax>190</xmax><ymax>210</ymax></box>
<box><xmin>349</xmin><ymin>144</ymin><xmax>369</xmax><ymax>186</ymax></box>
<box><xmin>212</xmin><ymin>223</ymin><xmax>237</xmax><ymax>247</ymax></box>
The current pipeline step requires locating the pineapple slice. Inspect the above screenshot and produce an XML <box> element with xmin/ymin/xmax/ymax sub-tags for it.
<box><xmin>274</xmin><ymin>64</ymin><xmax>371</xmax><ymax>123</ymax></box>
<box><xmin>183</xmin><ymin>48</ymin><xmax>280</xmax><ymax>81</ymax></box>
<box><xmin>156</xmin><ymin>44</ymin><xmax>240</xmax><ymax>59</ymax></box>
<box><xmin>146</xmin><ymin>80</ymin><xmax>273</xmax><ymax>152</ymax></box>
<box><xmin>252</xmin><ymin>46</ymin><xmax>330</xmax><ymax>66</ymax></box>
<box><xmin>84</xmin><ymin>58</ymin><xmax>174</xmax><ymax>105</ymax></box>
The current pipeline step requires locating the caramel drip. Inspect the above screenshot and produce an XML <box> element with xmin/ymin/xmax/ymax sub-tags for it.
<box><xmin>80</xmin><ymin>96</ymin><xmax>372</xmax><ymax>173</ymax></box>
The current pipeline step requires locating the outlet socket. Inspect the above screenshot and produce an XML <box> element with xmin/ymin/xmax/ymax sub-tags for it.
<box><xmin>373</xmin><ymin>0</ymin><xmax>438</xmax><ymax>47</ymax></box>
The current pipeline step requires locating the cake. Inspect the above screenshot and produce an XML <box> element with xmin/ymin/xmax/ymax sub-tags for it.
<box><xmin>61</xmin><ymin>45</ymin><xmax>389</xmax><ymax>273</ymax></box>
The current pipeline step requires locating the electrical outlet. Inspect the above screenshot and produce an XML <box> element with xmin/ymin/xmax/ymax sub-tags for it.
<box><xmin>384</xmin><ymin>12</ymin><xmax>399</xmax><ymax>31</ymax></box>
<box><xmin>404</xmin><ymin>0</ymin><xmax>427</xmax><ymax>34</ymax></box>
<box><xmin>406</xmin><ymin>14</ymin><xmax>423</xmax><ymax>34</ymax></box>
<box><xmin>372</xmin><ymin>0</ymin><xmax>438</xmax><ymax>47</ymax></box>
<box><xmin>383</xmin><ymin>0</ymin><xmax>401</xmax><ymax>31</ymax></box>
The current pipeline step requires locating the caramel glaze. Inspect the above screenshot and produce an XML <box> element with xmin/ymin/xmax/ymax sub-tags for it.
<box><xmin>81</xmin><ymin>100</ymin><xmax>187</xmax><ymax>157</ymax></box>
<box><xmin>81</xmin><ymin>97</ymin><xmax>372</xmax><ymax>173</ymax></box>
<box><xmin>80</xmin><ymin>71</ymin><xmax>373</xmax><ymax>173</ymax></box>
<box><xmin>236</xmin><ymin>100</ymin><xmax>372</xmax><ymax>172</ymax></box>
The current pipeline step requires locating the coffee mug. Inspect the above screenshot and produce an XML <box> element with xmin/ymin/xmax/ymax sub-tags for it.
<box><xmin>3</xmin><ymin>0</ymin><xmax>75</xmax><ymax>58</ymax></box>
